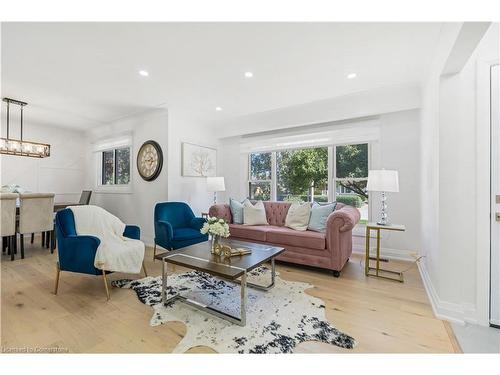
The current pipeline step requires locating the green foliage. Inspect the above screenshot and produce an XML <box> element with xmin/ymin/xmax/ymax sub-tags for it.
<box><xmin>336</xmin><ymin>194</ymin><xmax>363</xmax><ymax>208</ymax></box>
<box><xmin>249</xmin><ymin>182</ymin><xmax>271</xmax><ymax>201</ymax></box>
<box><xmin>277</xmin><ymin>148</ymin><xmax>328</xmax><ymax>199</ymax></box>
<box><xmin>281</xmin><ymin>194</ymin><xmax>329</xmax><ymax>203</ymax></box>
<box><xmin>336</xmin><ymin>144</ymin><xmax>368</xmax><ymax>179</ymax></box>
<box><xmin>250</xmin><ymin>153</ymin><xmax>272</xmax><ymax>180</ymax></box>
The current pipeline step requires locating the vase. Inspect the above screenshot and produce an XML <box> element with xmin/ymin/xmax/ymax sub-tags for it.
<box><xmin>211</xmin><ymin>235</ymin><xmax>220</xmax><ymax>254</ymax></box>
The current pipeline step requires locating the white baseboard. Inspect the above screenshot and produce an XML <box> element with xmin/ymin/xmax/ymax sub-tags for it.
<box><xmin>417</xmin><ymin>261</ymin><xmax>479</xmax><ymax>325</ymax></box>
<box><xmin>352</xmin><ymin>247</ymin><xmax>417</xmax><ymax>262</ymax></box>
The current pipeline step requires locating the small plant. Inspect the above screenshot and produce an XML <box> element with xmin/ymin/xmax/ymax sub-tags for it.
<box><xmin>200</xmin><ymin>216</ymin><xmax>230</xmax><ymax>238</ymax></box>
<box><xmin>201</xmin><ymin>217</ymin><xmax>230</xmax><ymax>254</ymax></box>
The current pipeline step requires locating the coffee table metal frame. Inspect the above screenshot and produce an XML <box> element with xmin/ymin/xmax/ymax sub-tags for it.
<box><xmin>161</xmin><ymin>253</ymin><xmax>276</xmax><ymax>326</ymax></box>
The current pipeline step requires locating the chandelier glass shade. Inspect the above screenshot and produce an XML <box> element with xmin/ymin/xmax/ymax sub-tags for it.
<box><xmin>1</xmin><ymin>98</ymin><xmax>50</xmax><ymax>158</ymax></box>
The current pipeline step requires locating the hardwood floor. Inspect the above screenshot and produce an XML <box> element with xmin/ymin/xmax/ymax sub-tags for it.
<box><xmin>1</xmin><ymin>237</ymin><xmax>459</xmax><ymax>353</ymax></box>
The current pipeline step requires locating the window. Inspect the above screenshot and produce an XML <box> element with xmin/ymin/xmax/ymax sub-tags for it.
<box><xmin>101</xmin><ymin>147</ymin><xmax>131</xmax><ymax>185</ymax></box>
<box><xmin>334</xmin><ymin>143</ymin><xmax>369</xmax><ymax>224</ymax></box>
<box><xmin>276</xmin><ymin>147</ymin><xmax>328</xmax><ymax>202</ymax></box>
<box><xmin>248</xmin><ymin>142</ymin><xmax>369</xmax><ymax>226</ymax></box>
<box><xmin>248</xmin><ymin>152</ymin><xmax>272</xmax><ymax>200</ymax></box>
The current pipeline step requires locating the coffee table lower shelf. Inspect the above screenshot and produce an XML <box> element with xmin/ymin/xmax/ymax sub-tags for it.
<box><xmin>161</xmin><ymin>256</ymin><xmax>276</xmax><ymax>326</ymax></box>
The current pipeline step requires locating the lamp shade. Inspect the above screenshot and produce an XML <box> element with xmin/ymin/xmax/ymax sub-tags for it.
<box><xmin>366</xmin><ymin>170</ymin><xmax>399</xmax><ymax>192</ymax></box>
<box><xmin>206</xmin><ymin>177</ymin><xmax>225</xmax><ymax>192</ymax></box>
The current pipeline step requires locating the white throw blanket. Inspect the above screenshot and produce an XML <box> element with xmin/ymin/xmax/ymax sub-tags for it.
<box><xmin>69</xmin><ymin>205</ymin><xmax>145</xmax><ymax>274</ymax></box>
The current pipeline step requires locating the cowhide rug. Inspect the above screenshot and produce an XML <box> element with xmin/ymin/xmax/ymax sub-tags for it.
<box><xmin>112</xmin><ymin>266</ymin><xmax>356</xmax><ymax>353</ymax></box>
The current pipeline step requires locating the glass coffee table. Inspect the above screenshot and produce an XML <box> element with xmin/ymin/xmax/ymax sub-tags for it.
<box><xmin>154</xmin><ymin>239</ymin><xmax>285</xmax><ymax>326</ymax></box>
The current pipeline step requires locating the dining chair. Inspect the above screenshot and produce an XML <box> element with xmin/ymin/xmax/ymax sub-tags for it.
<box><xmin>1</xmin><ymin>193</ymin><xmax>18</xmax><ymax>261</ymax></box>
<box><xmin>79</xmin><ymin>190</ymin><xmax>92</xmax><ymax>205</ymax></box>
<box><xmin>18</xmin><ymin>193</ymin><xmax>55</xmax><ymax>258</ymax></box>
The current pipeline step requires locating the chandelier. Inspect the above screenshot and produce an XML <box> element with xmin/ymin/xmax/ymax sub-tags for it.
<box><xmin>1</xmin><ymin>97</ymin><xmax>50</xmax><ymax>158</ymax></box>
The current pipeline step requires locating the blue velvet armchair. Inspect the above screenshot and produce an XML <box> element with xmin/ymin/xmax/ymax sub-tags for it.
<box><xmin>54</xmin><ymin>208</ymin><xmax>145</xmax><ymax>300</ymax></box>
<box><xmin>153</xmin><ymin>202</ymin><xmax>208</xmax><ymax>259</ymax></box>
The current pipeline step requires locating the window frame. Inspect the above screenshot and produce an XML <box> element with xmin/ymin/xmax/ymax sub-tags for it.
<box><xmin>247</xmin><ymin>142</ymin><xmax>371</xmax><ymax>228</ymax></box>
<box><xmin>333</xmin><ymin>142</ymin><xmax>370</xmax><ymax>228</ymax></box>
<box><xmin>247</xmin><ymin>152</ymin><xmax>273</xmax><ymax>201</ymax></box>
<box><xmin>95</xmin><ymin>144</ymin><xmax>132</xmax><ymax>194</ymax></box>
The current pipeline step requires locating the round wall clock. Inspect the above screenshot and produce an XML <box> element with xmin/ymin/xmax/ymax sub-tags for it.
<box><xmin>137</xmin><ymin>140</ymin><xmax>163</xmax><ymax>181</ymax></box>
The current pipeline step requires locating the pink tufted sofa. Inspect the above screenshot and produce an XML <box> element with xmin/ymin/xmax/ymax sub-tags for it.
<box><xmin>208</xmin><ymin>201</ymin><xmax>360</xmax><ymax>276</ymax></box>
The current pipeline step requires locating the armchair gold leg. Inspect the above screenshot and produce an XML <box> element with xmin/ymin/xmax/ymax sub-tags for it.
<box><xmin>142</xmin><ymin>261</ymin><xmax>148</xmax><ymax>277</ymax></box>
<box><xmin>102</xmin><ymin>270</ymin><xmax>110</xmax><ymax>300</ymax></box>
<box><xmin>153</xmin><ymin>243</ymin><xmax>157</xmax><ymax>262</ymax></box>
<box><xmin>54</xmin><ymin>262</ymin><xmax>61</xmax><ymax>295</ymax></box>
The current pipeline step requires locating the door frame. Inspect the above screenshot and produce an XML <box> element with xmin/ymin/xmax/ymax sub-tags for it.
<box><xmin>490</xmin><ymin>63</ymin><xmax>500</xmax><ymax>327</ymax></box>
<box><xmin>476</xmin><ymin>58</ymin><xmax>500</xmax><ymax>326</ymax></box>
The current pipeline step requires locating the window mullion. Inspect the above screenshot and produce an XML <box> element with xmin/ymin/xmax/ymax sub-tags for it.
<box><xmin>328</xmin><ymin>146</ymin><xmax>334</xmax><ymax>202</ymax></box>
<box><xmin>271</xmin><ymin>151</ymin><xmax>277</xmax><ymax>201</ymax></box>
<box><xmin>114</xmin><ymin>148</ymin><xmax>117</xmax><ymax>185</ymax></box>
<box><xmin>101</xmin><ymin>152</ymin><xmax>105</xmax><ymax>185</ymax></box>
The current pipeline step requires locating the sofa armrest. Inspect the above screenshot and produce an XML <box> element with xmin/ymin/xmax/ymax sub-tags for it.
<box><xmin>190</xmin><ymin>217</ymin><xmax>206</xmax><ymax>230</ymax></box>
<box><xmin>59</xmin><ymin>235</ymin><xmax>101</xmax><ymax>273</ymax></box>
<box><xmin>327</xmin><ymin>205</ymin><xmax>361</xmax><ymax>233</ymax></box>
<box><xmin>123</xmin><ymin>225</ymin><xmax>140</xmax><ymax>240</ymax></box>
<box><xmin>156</xmin><ymin>220</ymin><xmax>174</xmax><ymax>241</ymax></box>
<box><xmin>208</xmin><ymin>204</ymin><xmax>232</xmax><ymax>223</ymax></box>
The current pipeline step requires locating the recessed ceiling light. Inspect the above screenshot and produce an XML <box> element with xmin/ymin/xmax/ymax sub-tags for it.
<box><xmin>347</xmin><ymin>73</ymin><xmax>357</xmax><ymax>79</ymax></box>
<box><xmin>215</xmin><ymin>107</ymin><xmax>222</xmax><ymax>111</ymax></box>
<box><xmin>244</xmin><ymin>71</ymin><xmax>253</xmax><ymax>78</ymax></box>
<box><xmin>139</xmin><ymin>70</ymin><xmax>149</xmax><ymax>77</ymax></box>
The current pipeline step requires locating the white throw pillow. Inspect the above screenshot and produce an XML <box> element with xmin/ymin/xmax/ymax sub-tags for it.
<box><xmin>243</xmin><ymin>200</ymin><xmax>268</xmax><ymax>225</ymax></box>
<box><xmin>285</xmin><ymin>203</ymin><xmax>312</xmax><ymax>231</ymax></box>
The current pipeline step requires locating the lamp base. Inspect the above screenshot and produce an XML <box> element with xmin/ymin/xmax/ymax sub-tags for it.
<box><xmin>377</xmin><ymin>192</ymin><xmax>389</xmax><ymax>226</ymax></box>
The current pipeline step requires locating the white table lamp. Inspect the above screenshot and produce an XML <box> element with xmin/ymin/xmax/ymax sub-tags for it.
<box><xmin>206</xmin><ymin>177</ymin><xmax>225</xmax><ymax>204</ymax></box>
<box><xmin>366</xmin><ymin>169</ymin><xmax>399</xmax><ymax>225</ymax></box>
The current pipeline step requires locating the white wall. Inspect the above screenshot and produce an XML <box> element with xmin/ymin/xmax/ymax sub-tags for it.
<box><xmin>86</xmin><ymin>110</ymin><xmax>169</xmax><ymax>245</ymax></box>
<box><xmin>0</xmin><ymin>122</ymin><xmax>88</xmax><ymax>203</ymax></box>
<box><xmin>216</xmin><ymin>83</ymin><xmax>421</xmax><ymax>138</ymax></box>
<box><xmin>419</xmin><ymin>23</ymin><xmax>499</xmax><ymax>325</ymax></box>
<box><xmin>167</xmin><ymin>108</ymin><xmax>219</xmax><ymax>216</ymax></box>
<box><xmin>84</xmin><ymin>107</ymin><xmax>219</xmax><ymax>244</ymax></box>
<box><xmin>375</xmin><ymin>110</ymin><xmax>421</xmax><ymax>255</ymax></box>
<box><xmin>218</xmin><ymin>109</ymin><xmax>421</xmax><ymax>257</ymax></box>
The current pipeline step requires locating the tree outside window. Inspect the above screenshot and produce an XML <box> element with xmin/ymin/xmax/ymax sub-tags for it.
<box><xmin>248</xmin><ymin>152</ymin><xmax>272</xmax><ymax>200</ymax></box>
<box><xmin>276</xmin><ymin>147</ymin><xmax>328</xmax><ymax>202</ymax></box>
<box><xmin>248</xmin><ymin>143</ymin><xmax>369</xmax><ymax>224</ymax></box>
<box><xmin>335</xmin><ymin>143</ymin><xmax>369</xmax><ymax>223</ymax></box>
<box><xmin>101</xmin><ymin>147</ymin><xmax>131</xmax><ymax>185</ymax></box>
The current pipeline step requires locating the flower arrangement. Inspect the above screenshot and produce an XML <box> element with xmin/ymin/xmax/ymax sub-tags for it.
<box><xmin>200</xmin><ymin>216</ymin><xmax>230</xmax><ymax>254</ymax></box>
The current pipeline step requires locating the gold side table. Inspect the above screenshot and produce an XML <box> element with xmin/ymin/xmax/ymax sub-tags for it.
<box><xmin>365</xmin><ymin>222</ymin><xmax>406</xmax><ymax>282</ymax></box>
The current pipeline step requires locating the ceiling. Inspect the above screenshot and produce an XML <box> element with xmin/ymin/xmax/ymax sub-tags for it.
<box><xmin>1</xmin><ymin>22</ymin><xmax>443</xmax><ymax>130</ymax></box>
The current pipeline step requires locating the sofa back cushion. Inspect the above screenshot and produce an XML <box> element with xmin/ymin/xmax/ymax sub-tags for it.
<box><xmin>263</xmin><ymin>201</ymin><xmax>292</xmax><ymax>226</ymax></box>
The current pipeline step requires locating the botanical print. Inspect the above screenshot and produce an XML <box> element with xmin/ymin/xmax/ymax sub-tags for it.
<box><xmin>182</xmin><ymin>142</ymin><xmax>217</xmax><ymax>177</ymax></box>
